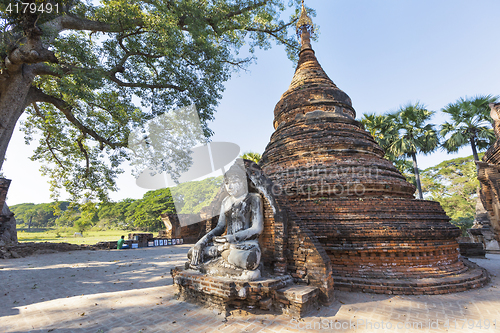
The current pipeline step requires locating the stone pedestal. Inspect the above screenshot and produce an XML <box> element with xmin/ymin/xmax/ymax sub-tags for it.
<box><xmin>458</xmin><ymin>236</ymin><xmax>486</xmax><ymax>258</ymax></box>
<box><xmin>171</xmin><ymin>267</ymin><xmax>320</xmax><ymax>317</ymax></box>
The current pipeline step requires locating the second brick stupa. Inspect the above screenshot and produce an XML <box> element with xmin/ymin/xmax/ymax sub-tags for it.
<box><xmin>260</xmin><ymin>3</ymin><xmax>488</xmax><ymax>293</ymax></box>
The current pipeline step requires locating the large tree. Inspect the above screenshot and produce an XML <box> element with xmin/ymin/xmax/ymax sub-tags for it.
<box><xmin>440</xmin><ymin>95</ymin><xmax>498</xmax><ymax>163</ymax></box>
<box><xmin>0</xmin><ymin>0</ymin><xmax>305</xmax><ymax>202</ymax></box>
<box><xmin>386</xmin><ymin>102</ymin><xmax>439</xmax><ymax>200</ymax></box>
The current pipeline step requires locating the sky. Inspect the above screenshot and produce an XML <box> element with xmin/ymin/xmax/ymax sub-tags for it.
<box><xmin>3</xmin><ymin>0</ymin><xmax>500</xmax><ymax>205</ymax></box>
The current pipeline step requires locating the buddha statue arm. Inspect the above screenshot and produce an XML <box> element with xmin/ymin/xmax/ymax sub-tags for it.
<box><xmin>189</xmin><ymin>204</ymin><xmax>227</xmax><ymax>266</ymax></box>
<box><xmin>197</xmin><ymin>213</ymin><xmax>226</xmax><ymax>247</ymax></box>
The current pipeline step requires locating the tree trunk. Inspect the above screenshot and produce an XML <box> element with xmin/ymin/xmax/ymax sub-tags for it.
<box><xmin>470</xmin><ymin>136</ymin><xmax>480</xmax><ymax>174</ymax></box>
<box><xmin>411</xmin><ymin>152</ymin><xmax>423</xmax><ymax>199</ymax></box>
<box><xmin>470</xmin><ymin>136</ymin><xmax>479</xmax><ymax>162</ymax></box>
<box><xmin>0</xmin><ymin>67</ymin><xmax>35</xmax><ymax>172</ymax></box>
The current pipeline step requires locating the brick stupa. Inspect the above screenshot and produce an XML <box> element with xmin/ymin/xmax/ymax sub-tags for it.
<box><xmin>260</xmin><ymin>4</ymin><xmax>488</xmax><ymax>293</ymax></box>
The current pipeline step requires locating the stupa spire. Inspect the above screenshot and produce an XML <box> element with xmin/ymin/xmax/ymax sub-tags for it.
<box><xmin>296</xmin><ymin>0</ymin><xmax>314</xmax><ymax>51</ymax></box>
<box><xmin>271</xmin><ymin>0</ymin><xmax>355</xmax><ymax>126</ymax></box>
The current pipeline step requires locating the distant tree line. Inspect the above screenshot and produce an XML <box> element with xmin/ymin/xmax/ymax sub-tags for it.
<box><xmin>10</xmin><ymin>201</ymin><xmax>71</xmax><ymax>229</ymax></box>
<box><xmin>11</xmin><ymin>177</ymin><xmax>222</xmax><ymax>233</ymax></box>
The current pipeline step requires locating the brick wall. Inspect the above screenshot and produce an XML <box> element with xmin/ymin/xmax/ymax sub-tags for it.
<box><xmin>477</xmin><ymin>162</ymin><xmax>500</xmax><ymax>244</ymax></box>
<box><xmin>476</xmin><ymin>102</ymin><xmax>500</xmax><ymax>245</ymax></box>
<box><xmin>284</xmin><ymin>207</ymin><xmax>334</xmax><ymax>303</ymax></box>
<box><xmin>283</xmin><ymin>197</ymin><xmax>464</xmax><ymax>279</ymax></box>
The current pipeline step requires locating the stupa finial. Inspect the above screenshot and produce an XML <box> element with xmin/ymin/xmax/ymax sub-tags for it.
<box><xmin>296</xmin><ymin>0</ymin><xmax>314</xmax><ymax>40</ymax></box>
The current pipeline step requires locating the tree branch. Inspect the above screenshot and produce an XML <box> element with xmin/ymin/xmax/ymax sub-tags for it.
<box><xmin>77</xmin><ymin>135</ymin><xmax>91</xmax><ymax>177</ymax></box>
<box><xmin>107</xmin><ymin>72</ymin><xmax>186</xmax><ymax>90</ymax></box>
<box><xmin>42</xmin><ymin>62</ymin><xmax>185</xmax><ymax>91</ymax></box>
<box><xmin>31</xmin><ymin>63</ymin><xmax>64</xmax><ymax>77</ymax></box>
<box><xmin>29</xmin><ymin>86</ymin><xmax>125</xmax><ymax>149</ymax></box>
<box><xmin>245</xmin><ymin>18</ymin><xmax>298</xmax><ymax>35</ymax></box>
<box><xmin>6</xmin><ymin>44</ymin><xmax>58</xmax><ymax>68</ymax></box>
<box><xmin>224</xmin><ymin>1</ymin><xmax>269</xmax><ymax>19</ymax></box>
<box><xmin>117</xmin><ymin>28</ymin><xmax>151</xmax><ymax>54</ymax></box>
<box><xmin>204</xmin><ymin>1</ymin><xmax>269</xmax><ymax>35</ymax></box>
<box><xmin>31</xmin><ymin>102</ymin><xmax>67</xmax><ymax>170</ymax></box>
<box><xmin>40</xmin><ymin>14</ymin><xmax>127</xmax><ymax>35</ymax></box>
<box><xmin>218</xmin><ymin>58</ymin><xmax>253</xmax><ymax>71</ymax></box>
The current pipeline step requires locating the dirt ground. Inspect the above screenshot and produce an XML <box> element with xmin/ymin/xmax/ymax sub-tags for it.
<box><xmin>1</xmin><ymin>245</ymin><xmax>499</xmax><ymax>333</ymax></box>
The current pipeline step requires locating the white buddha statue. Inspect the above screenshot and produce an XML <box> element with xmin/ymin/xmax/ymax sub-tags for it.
<box><xmin>187</xmin><ymin>160</ymin><xmax>264</xmax><ymax>279</ymax></box>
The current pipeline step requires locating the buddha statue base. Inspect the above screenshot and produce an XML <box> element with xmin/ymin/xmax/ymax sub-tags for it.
<box><xmin>186</xmin><ymin>258</ymin><xmax>262</xmax><ymax>281</ymax></box>
<box><xmin>172</xmin><ymin>266</ymin><xmax>320</xmax><ymax>317</ymax></box>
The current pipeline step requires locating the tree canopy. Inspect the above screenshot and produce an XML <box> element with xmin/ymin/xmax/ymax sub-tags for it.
<box><xmin>9</xmin><ymin>201</ymin><xmax>70</xmax><ymax>228</ymax></box>
<box><xmin>421</xmin><ymin>154</ymin><xmax>482</xmax><ymax>235</ymax></box>
<box><xmin>0</xmin><ymin>0</ymin><xmax>307</xmax><ymax>202</ymax></box>
<box><xmin>387</xmin><ymin>102</ymin><xmax>439</xmax><ymax>199</ymax></box>
<box><xmin>240</xmin><ymin>151</ymin><xmax>262</xmax><ymax>164</ymax></box>
<box><xmin>170</xmin><ymin>176</ymin><xmax>222</xmax><ymax>214</ymax></box>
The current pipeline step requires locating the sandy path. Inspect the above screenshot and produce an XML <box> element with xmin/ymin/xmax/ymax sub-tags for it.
<box><xmin>1</xmin><ymin>245</ymin><xmax>499</xmax><ymax>332</ymax></box>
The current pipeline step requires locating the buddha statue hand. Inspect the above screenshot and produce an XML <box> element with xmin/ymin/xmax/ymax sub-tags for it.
<box><xmin>214</xmin><ymin>235</ymin><xmax>236</xmax><ymax>244</ymax></box>
<box><xmin>213</xmin><ymin>237</ymin><xmax>231</xmax><ymax>252</ymax></box>
<box><xmin>189</xmin><ymin>243</ymin><xmax>203</xmax><ymax>267</ymax></box>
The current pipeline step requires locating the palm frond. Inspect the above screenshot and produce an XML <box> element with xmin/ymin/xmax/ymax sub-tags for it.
<box><xmin>442</xmin><ymin>132</ymin><xmax>468</xmax><ymax>153</ymax></box>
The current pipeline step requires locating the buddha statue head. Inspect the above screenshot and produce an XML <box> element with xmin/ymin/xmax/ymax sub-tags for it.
<box><xmin>223</xmin><ymin>160</ymin><xmax>249</xmax><ymax>199</ymax></box>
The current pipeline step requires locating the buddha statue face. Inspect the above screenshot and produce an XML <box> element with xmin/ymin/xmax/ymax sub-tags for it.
<box><xmin>224</xmin><ymin>175</ymin><xmax>247</xmax><ymax>198</ymax></box>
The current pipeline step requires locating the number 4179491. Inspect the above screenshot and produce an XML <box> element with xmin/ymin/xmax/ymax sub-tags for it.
<box><xmin>5</xmin><ymin>2</ymin><xmax>59</xmax><ymax>14</ymax></box>
<box><xmin>444</xmin><ymin>319</ymin><xmax>496</xmax><ymax>330</ymax></box>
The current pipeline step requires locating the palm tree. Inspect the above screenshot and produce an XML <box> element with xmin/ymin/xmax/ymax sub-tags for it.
<box><xmin>361</xmin><ymin>113</ymin><xmax>395</xmax><ymax>150</ymax></box>
<box><xmin>386</xmin><ymin>102</ymin><xmax>439</xmax><ymax>199</ymax></box>
<box><xmin>440</xmin><ymin>95</ymin><xmax>498</xmax><ymax>163</ymax></box>
<box><xmin>361</xmin><ymin>113</ymin><xmax>414</xmax><ymax>182</ymax></box>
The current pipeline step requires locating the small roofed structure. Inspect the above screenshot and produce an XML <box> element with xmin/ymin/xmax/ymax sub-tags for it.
<box><xmin>160</xmin><ymin>213</ymin><xmax>206</xmax><ymax>244</ymax></box>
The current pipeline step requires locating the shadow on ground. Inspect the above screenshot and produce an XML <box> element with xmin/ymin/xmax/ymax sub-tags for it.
<box><xmin>0</xmin><ymin>245</ymin><xmax>190</xmax><ymax>318</ymax></box>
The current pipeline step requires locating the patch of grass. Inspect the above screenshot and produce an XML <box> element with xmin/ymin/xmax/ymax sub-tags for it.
<box><xmin>17</xmin><ymin>229</ymin><xmax>135</xmax><ymax>245</ymax></box>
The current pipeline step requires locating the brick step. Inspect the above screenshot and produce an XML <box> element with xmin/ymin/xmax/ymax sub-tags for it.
<box><xmin>275</xmin><ymin>284</ymin><xmax>321</xmax><ymax>317</ymax></box>
<box><xmin>333</xmin><ymin>260</ymin><xmax>489</xmax><ymax>295</ymax></box>
<box><xmin>298</xmin><ymin>219</ymin><xmax>453</xmax><ymax>224</ymax></box>
<box><xmin>331</xmin><ymin>266</ymin><xmax>469</xmax><ymax>280</ymax></box>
